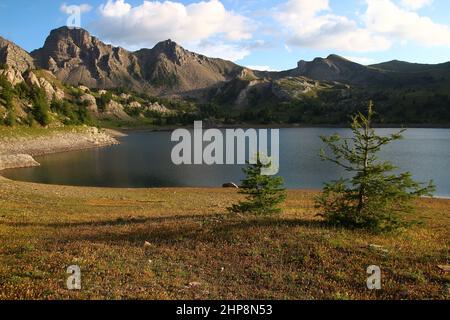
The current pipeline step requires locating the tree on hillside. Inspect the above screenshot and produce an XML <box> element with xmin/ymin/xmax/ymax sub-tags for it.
<box><xmin>316</xmin><ymin>101</ymin><xmax>435</xmax><ymax>232</ymax></box>
<box><xmin>0</xmin><ymin>74</ymin><xmax>16</xmax><ymax>126</ymax></box>
<box><xmin>31</xmin><ymin>85</ymin><xmax>50</xmax><ymax>126</ymax></box>
<box><xmin>229</xmin><ymin>154</ymin><xmax>286</xmax><ymax>216</ymax></box>
<box><xmin>96</xmin><ymin>92</ymin><xmax>113</xmax><ymax>112</ymax></box>
<box><xmin>0</xmin><ymin>74</ymin><xmax>13</xmax><ymax>101</ymax></box>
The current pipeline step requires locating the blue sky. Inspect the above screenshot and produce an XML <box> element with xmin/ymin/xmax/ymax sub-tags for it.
<box><xmin>1</xmin><ymin>0</ymin><xmax>450</xmax><ymax>70</ymax></box>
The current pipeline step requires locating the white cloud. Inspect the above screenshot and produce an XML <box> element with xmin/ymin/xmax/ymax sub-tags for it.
<box><xmin>274</xmin><ymin>0</ymin><xmax>450</xmax><ymax>54</ymax></box>
<box><xmin>246</xmin><ymin>65</ymin><xmax>279</xmax><ymax>71</ymax></box>
<box><xmin>94</xmin><ymin>0</ymin><xmax>252</xmax><ymax>47</ymax></box>
<box><xmin>343</xmin><ymin>56</ymin><xmax>376</xmax><ymax>65</ymax></box>
<box><xmin>274</xmin><ymin>0</ymin><xmax>391</xmax><ymax>52</ymax></box>
<box><xmin>284</xmin><ymin>44</ymin><xmax>292</xmax><ymax>53</ymax></box>
<box><xmin>60</xmin><ymin>3</ymin><xmax>92</xmax><ymax>14</ymax></box>
<box><xmin>365</xmin><ymin>0</ymin><xmax>450</xmax><ymax>47</ymax></box>
<box><xmin>400</xmin><ymin>0</ymin><xmax>433</xmax><ymax>10</ymax></box>
<box><xmin>189</xmin><ymin>41</ymin><xmax>251</xmax><ymax>62</ymax></box>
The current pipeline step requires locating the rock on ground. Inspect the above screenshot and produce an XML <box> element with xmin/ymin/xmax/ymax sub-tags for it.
<box><xmin>0</xmin><ymin>154</ymin><xmax>40</xmax><ymax>170</ymax></box>
<box><xmin>0</xmin><ymin>127</ymin><xmax>120</xmax><ymax>170</ymax></box>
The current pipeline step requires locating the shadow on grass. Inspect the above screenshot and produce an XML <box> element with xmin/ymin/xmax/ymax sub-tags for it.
<box><xmin>45</xmin><ymin>216</ymin><xmax>327</xmax><ymax>246</ymax></box>
<box><xmin>0</xmin><ymin>214</ymin><xmax>213</xmax><ymax>228</ymax></box>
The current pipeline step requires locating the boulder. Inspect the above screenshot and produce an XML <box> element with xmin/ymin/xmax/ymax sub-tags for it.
<box><xmin>129</xmin><ymin>101</ymin><xmax>142</xmax><ymax>108</ymax></box>
<box><xmin>38</xmin><ymin>77</ymin><xmax>57</xmax><ymax>101</ymax></box>
<box><xmin>81</xmin><ymin>93</ymin><xmax>98</xmax><ymax>113</ymax></box>
<box><xmin>146</xmin><ymin>102</ymin><xmax>173</xmax><ymax>114</ymax></box>
<box><xmin>120</xmin><ymin>93</ymin><xmax>131</xmax><ymax>100</ymax></box>
<box><xmin>104</xmin><ymin>100</ymin><xmax>132</xmax><ymax>120</ymax></box>
<box><xmin>25</xmin><ymin>71</ymin><xmax>40</xmax><ymax>88</ymax></box>
<box><xmin>47</xmin><ymin>57</ymin><xmax>58</xmax><ymax>73</ymax></box>
<box><xmin>54</xmin><ymin>88</ymin><xmax>65</xmax><ymax>101</ymax></box>
<box><xmin>0</xmin><ymin>154</ymin><xmax>40</xmax><ymax>171</ymax></box>
<box><xmin>78</xmin><ymin>85</ymin><xmax>90</xmax><ymax>93</ymax></box>
<box><xmin>222</xmin><ymin>182</ymin><xmax>239</xmax><ymax>188</ymax></box>
<box><xmin>437</xmin><ymin>265</ymin><xmax>450</xmax><ymax>272</ymax></box>
<box><xmin>0</xmin><ymin>66</ymin><xmax>24</xmax><ymax>85</ymax></box>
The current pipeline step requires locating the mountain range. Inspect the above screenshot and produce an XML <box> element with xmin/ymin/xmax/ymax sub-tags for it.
<box><xmin>1</xmin><ymin>26</ymin><xmax>450</xmax><ymax>125</ymax></box>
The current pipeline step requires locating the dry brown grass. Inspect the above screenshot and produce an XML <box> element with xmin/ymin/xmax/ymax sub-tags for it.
<box><xmin>0</xmin><ymin>176</ymin><xmax>449</xmax><ymax>300</ymax></box>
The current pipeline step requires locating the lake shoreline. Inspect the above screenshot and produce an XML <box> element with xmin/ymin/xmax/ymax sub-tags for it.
<box><xmin>0</xmin><ymin>126</ymin><xmax>123</xmax><ymax>171</ymax></box>
<box><xmin>3</xmin><ymin>172</ymin><xmax>449</xmax><ymax>197</ymax></box>
<box><xmin>1</xmin><ymin>126</ymin><xmax>449</xmax><ymax>196</ymax></box>
<box><xmin>112</xmin><ymin>122</ymin><xmax>450</xmax><ymax>133</ymax></box>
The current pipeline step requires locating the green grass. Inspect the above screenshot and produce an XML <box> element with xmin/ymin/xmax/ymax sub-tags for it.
<box><xmin>97</xmin><ymin>117</ymin><xmax>158</xmax><ymax>130</ymax></box>
<box><xmin>0</xmin><ymin>177</ymin><xmax>448</xmax><ymax>300</ymax></box>
<box><xmin>0</xmin><ymin>125</ymin><xmax>91</xmax><ymax>139</ymax></box>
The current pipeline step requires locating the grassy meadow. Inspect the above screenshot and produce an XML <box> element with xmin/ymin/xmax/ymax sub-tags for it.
<box><xmin>0</xmin><ymin>176</ymin><xmax>448</xmax><ymax>300</ymax></box>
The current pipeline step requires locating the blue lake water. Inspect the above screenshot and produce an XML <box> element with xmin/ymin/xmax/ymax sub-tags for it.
<box><xmin>2</xmin><ymin>128</ymin><xmax>450</xmax><ymax>197</ymax></box>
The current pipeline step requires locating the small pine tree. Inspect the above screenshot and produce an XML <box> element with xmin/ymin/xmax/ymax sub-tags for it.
<box><xmin>0</xmin><ymin>74</ymin><xmax>14</xmax><ymax>107</ymax></box>
<box><xmin>316</xmin><ymin>102</ymin><xmax>435</xmax><ymax>232</ymax></box>
<box><xmin>31</xmin><ymin>85</ymin><xmax>50</xmax><ymax>126</ymax></box>
<box><xmin>0</xmin><ymin>74</ymin><xmax>16</xmax><ymax>126</ymax></box>
<box><xmin>5</xmin><ymin>108</ymin><xmax>16</xmax><ymax>126</ymax></box>
<box><xmin>96</xmin><ymin>92</ymin><xmax>113</xmax><ymax>112</ymax></box>
<box><xmin>229</xmin><ymin>154</ymin><xmax>286</xmax><ymax>216</ymax></box>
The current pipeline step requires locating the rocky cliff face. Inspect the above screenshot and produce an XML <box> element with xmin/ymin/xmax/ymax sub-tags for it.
<box><xmin>2</xmin><ymin>26</ymin><xmax>449</xmax><ymax>121</ymax></box>
<box><xmin>135</xmin><ymin>40</ymin><xmax>244</xmax><ymax>93</ymax></box>
<box><xmin>31</xmin><ymin>27</ymin><xmax>144</xmax><ymax>91</ymax></box>
<box><xmin>30</xmin><ymin>27</ymin><xmax>244</xmax><ymax>96</ymax></box>
<box><xmin>286</xmin><ymin>55</ymin><xmax>386</xmax><ymax>84</ymax></box>
<box><xmin>135</xmin><ymin>39</ymin><xmax>243</xmax><ymax>94</ymax></box>
<box><xmin>0</xmin><ymin>66</ymin><xmax>24</xmax><ymax>85</ymax></box>
<box><xmin>0</xmin><ymin>27</ymin><xmax>398</xmax><ymax>101</ymax></box>
<box><xmin>292</xmin><ymin>54</ymin><xmax>387</xmax><ymax>84</ymax></box>
<box><xmin>0</xmin><ymin>36</ymin><xmax>35</xmax><ymax>73</ymax></box>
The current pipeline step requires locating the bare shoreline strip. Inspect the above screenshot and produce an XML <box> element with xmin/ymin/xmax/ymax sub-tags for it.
<box><xmin>0</xmin><ymin>127</ymin><xmax>122</xmax><ymax>171</ymax></box>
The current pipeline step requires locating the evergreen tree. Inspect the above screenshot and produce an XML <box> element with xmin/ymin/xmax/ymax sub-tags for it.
<box><xmin>96</xmin><ymin>92</ymin><xmax>113</xmax><ymax>112</ymax></box>
<box><xmin>31</xmin><ymin>85</ymin><xmax>50</xmax><ymax>126</ymax></box>
<box><xmin>0</xmin><ymin>74</ymin><xmax>14</xmax><ymax>106</ymax></box>
<box><xmin>316</xmin><ymin>102</ymin><xmax>435</xmax><ymax>232</ymax></box>
<box><xmin>229</xmin><ymin>154</ymin><xmax>286</xmax><ymax>216</ymax></box>
<box><xmin>5</xmin><ymin>108</ymin><xmax>16</xmax><ymax>126</ymax></box>
<box><xmin>0</xmin><ymin>74</ymin><xmax>15</xmax><ymax>126</ymax></box>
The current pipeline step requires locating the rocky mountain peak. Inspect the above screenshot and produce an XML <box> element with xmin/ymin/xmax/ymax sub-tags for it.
<box><xmin>154</xmin><ymin>39</ymin><xmax>179</xmax><ymax>50</ymax></box>
<box><xmin>0</xmin><ymin>36</ymin><xmax>35</xmax><ymax>73</ymax></box>
<box><xmin>295</xmin><ymin>54</ymin><xmax>384</xmax><ymax>84</ymax></box>
<box><xmin>151</xmin><ymin>39</ymin><xmax>191</xmax><ymax>65</ymax></box>
<box><xmin>326</xmin><ymin>54</ymin><xmax>348</xmax><ymax>62</ymax></box>
<box><xmin>31</xmin><ymin>27</ymin><xmax>143</xmax><ymax>90</ymax></box>
<box><xmin>27</xmin><ymin>27</ymin><xmax>243</xmax><ymax>94</ymax></box>
<box><xmin>47</xmin><ymin>26</ymin><xmax>93</xmax><ymax>48</ymax></box>
<box><xmin>32</xmin><ymin>27</ymin><xmax>96</xmax><ymax>68</ymax></box>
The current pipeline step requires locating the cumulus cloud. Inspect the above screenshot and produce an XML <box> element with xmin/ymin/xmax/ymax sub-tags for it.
<box><xmin>189</xmin><ymin>40</ymin><xmax>251</xmax><ymax>62</ymax></box>
<box><xmin>60</xmin><ymin>3</ymin><xmax>92</xmax><ymax>14</ymax></box>
<box><xmin>93</xmin><ymin>0</ymin><xmax>252</xmax><ymax>46</ymax></box>
<box><xmin>400</xmin><ymin>0</ymin><xmax>433</xmax><ymax>10</ymax></box>
<box><xmin>365</xmin><ymin>0</ymin><xmax>450</xmax><ymax>47</ymax></box>
<box><xmin>274</xmin><ymin>0</ymin><xmax>391</xmax><ymax>52</ymax></box>
<box><xmin>343</xmin><ymin>56</ymin><xmax>376</xmax><ymax>65</ymax></box>
<box><xmin>274</xmin><ymin>0</ymin><xmax>450</xmax><ymax>53</ymax></box>
<box><xmin>81</xmin><ymin>0</ymin><xmax>450</xmax><ymax>62</ymax></box>
<box><xmin>246</xmin><ymin>65</ymin><xmax>280</xmax><ymax>71</ymax></box>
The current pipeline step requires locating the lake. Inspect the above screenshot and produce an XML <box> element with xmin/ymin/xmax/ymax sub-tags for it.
<box><xmin>2</xmin><ymin>128</ymin><xmax>450</xmax><ymax>197</ymax></box>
